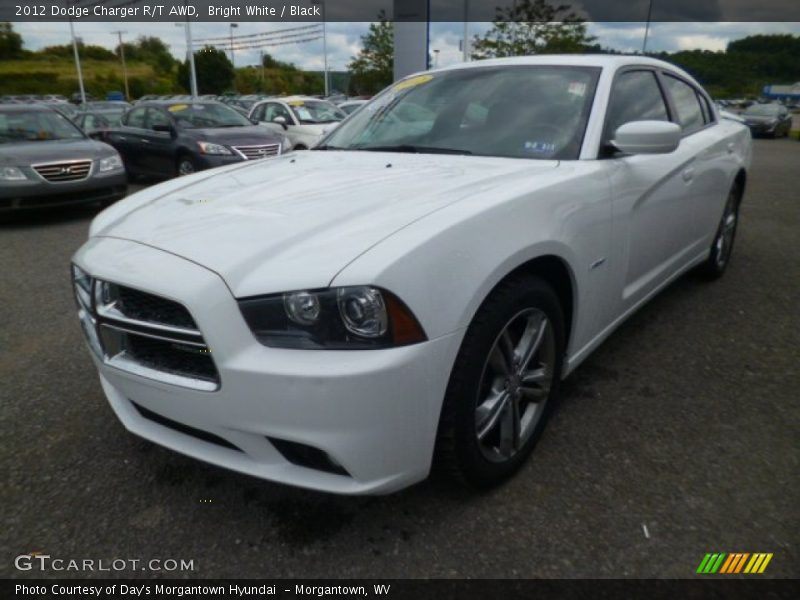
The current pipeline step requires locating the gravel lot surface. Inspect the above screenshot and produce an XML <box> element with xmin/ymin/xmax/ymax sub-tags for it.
<box><xmin>2</xmin><ymin>139</ymin><xmax>798</xmax><ymax>579</ymax></box>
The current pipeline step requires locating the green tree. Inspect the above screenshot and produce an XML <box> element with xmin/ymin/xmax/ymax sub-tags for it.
<box><xmin>118</xmin><ymin>36</ymin><xmax>176</xmax><ymax>75</ymax></box>
<box><xmin>471</xmin><ymin>0</ymin><xmax>595</xmax><ymax>60</ymax></box>
<box><xmin>176</xmin><ymin>46</ymin><xmax>234</xmax><ymax>94</ymax></box>
<box><xmin>348</xmin><ymin>12</ymin><xmax>393</xmax><ymax>95</ymax></box>
<box><xmin>0</xmin><ymin>22</ymin><xmax>23</xmax><ymax>59</ymax></box>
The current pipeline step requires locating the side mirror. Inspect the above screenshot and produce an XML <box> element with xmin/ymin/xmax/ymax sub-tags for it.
<box><xmin>250</xmin><ymin>118</ymin><xmax>259</xmax><ymax>125</ymax></box>
<box><xmin>611</xmin><ymin>120</ymin><xmax>681</xmax><ymax>155</ymax></box>
<box><xmin>273</xmin><ymin>116</ymin><xmax>289</xmax><ymax>130</ymax></box>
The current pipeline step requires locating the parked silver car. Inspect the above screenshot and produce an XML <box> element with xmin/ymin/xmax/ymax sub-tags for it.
<box><xmin>0</xmin><ymin>105</ymin><xmax>127</xmax><ymax>211</ymax></box>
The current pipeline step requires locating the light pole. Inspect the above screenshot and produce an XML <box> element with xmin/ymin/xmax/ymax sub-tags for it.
<box><xmin>68</xmin><ymin>19</ymin><xmax>86</xmax><ymax>105</ymax></box>
<box><xmin>311</xmin><ymin>0</ymin><xmax>328</xmax><ymax>97</ymax></box>
<box><xmin>642</xmin><ymin>0</ymin><xmax>654</xmax><ymax>54</ymax></box>
<box><xmin>175</xmin><ymin>21</ymin><xmax>198</xmax><ymax>98</ymax></box>
<box><xmin>229</xmin><ymin>23</ymin><xmax>238</xmax><ymax>67</ymax></box>
<box><xmin>112</xmin><ymin>30</ymin><xmax>129</xmax><ymax>101</ymax></box>
<box><xmin>462</xmin><ymin>0</ymin><xmax>470</xmax><ymax>62</ymax></box>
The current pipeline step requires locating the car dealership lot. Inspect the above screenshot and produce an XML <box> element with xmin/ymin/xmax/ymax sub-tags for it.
<box><xmin>2</xmin><ymin>139</ymin><xmax>798</xmax><ymax>579</ymax></box>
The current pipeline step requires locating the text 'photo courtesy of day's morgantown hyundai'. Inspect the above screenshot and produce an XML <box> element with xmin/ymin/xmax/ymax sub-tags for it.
<box><xmin>2</xmin><ymin>0</ymin><xmax>799</xmax><ymax>594</ymax></box>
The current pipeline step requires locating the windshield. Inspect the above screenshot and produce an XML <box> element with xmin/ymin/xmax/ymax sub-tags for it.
<box><xmin>321</xmin><ymin>66</ymin><xmax>600</xmax><ymax>159</ymax></box>
<box><xmin>744</xmin><ymin>104</ymin><xmax>781</xmax><ymax>116</ymax></box>
<box><xmin>287</xmin><ymin>100</ymin><xmax>345</xmax><ymax>124</ymax></box>
<box><xmin>168</xmin><ymin>103</ymin><xmax>253</xmax><ymax>128</ymax></box>
<box><xmin>0</xmin><ymin>109</ymin><xmax>84</xmax><ymax>143</ymax></box>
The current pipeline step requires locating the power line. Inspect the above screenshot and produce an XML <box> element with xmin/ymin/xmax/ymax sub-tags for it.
<box><xmin>202</xmin><ymin>35</ymin><xmax>324</xmax><ymax>52</ymax></box>
<box><xmin>193</xmin><ymin>24</ymin><xmax>322</xmax><ymax>43</ymax></box>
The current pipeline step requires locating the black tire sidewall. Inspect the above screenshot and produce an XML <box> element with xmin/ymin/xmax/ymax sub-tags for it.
<box><xmin>445</xmin><ymin>277</ymin><xmax>566</xmax><ymax>488</ymax></box>
<box><xmin>704</xmin><ymin>182</ymin><xmax>741</xmax><ymax>277</ymax></box>
<box><xmin>177</xmin><ymin>155</ymin><xmax>196</xmax><ymax>176</ymax></box>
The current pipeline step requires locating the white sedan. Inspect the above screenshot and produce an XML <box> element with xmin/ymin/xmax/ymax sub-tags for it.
<box><xmin>248</xmin><ymin>96</ymin><xmax>345</xmax><ymax>150</ymax></box>
<box><xmin>72</xmin><ymin>55</ymin><xmax>751</xmax><ymax>494</ymax></box>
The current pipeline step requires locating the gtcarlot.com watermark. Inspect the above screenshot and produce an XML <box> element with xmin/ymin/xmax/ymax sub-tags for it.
<box><xmin>15</xmin><ymin>552</ymin><xmax>195</xmax><ymax>573</ymax></box>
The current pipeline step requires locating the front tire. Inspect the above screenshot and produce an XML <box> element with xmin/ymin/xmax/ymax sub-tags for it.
<box><xmin>435</xmin><ymin>276</ymin><xmax>565</xmax><ymax>488</ymax></box>
<box><xmin>176</xmin><ymin>155</ymin><xmax>198</xmax><ymax>176</ymax></box>
<box><xmin>698</xmin><ymin>182</ymin><xmax>741</xmax><ymax>279</ymax></box>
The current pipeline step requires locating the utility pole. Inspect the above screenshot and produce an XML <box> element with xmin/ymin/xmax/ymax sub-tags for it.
<box><xmin>68</xmin><ymin>19</ymin><xmax>86</xmax><ymax>105</ymax></box>
<box><xmin>229</xmin><ymin>23</ymin><xmax>238</xmax><ymax>67</ymax></box>
<box><xmin>112</xmin><ymin>30</ymin><xmax>129</xmax><ymax>101</ymax></box>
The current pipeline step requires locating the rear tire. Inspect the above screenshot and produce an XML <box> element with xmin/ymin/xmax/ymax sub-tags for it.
<box><xmin>435</xmin><ymin>275</ymin><xmax>565</xmax><ymax>489</ymax></box>
<box><xmin>698</xmin><ymin>182</ymin><xmax>741</xmax><ymax>279</ymax></box>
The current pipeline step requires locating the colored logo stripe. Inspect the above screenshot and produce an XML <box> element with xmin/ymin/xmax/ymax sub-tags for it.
<box><xmin>697</xmin><ymin>553</ymin><xmax>773</xmax><ymax>574</ymax></box>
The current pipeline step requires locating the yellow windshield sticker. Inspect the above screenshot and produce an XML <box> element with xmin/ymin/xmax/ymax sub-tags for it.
<box><xmin>168</xmin><ymin>104</ymin><xmax>188</xmax><ymax>112</ymax></box>
<box><xmin>287</xmin><ymin>100</ymin><xmax>305</xmax><ymax>107</ymax></box>
<box><xmin>394</xmin><ymin>74</ymin><xmax>433</xmax><ymax>92</ymax></box>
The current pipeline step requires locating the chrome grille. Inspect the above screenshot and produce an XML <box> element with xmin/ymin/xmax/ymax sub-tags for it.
<box><xmin>34</xmin><ymin>160</ymin><xmax>92</xmax><ymax>182</ymax></box>
<box><xmin>233</xmin><ymin>144</ymin><xmax>281</xmax><ymax>160</ymax></box>
<box><xmin>72</xmin><ymin>265</ymin><xmax>219</xmax><ymax>391</ymax></box>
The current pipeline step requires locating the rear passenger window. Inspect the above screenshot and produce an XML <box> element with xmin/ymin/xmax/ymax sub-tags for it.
<box><xmin>663</xmin><ymin>75</ymin><xmax>705</xmax><ymax>134</ymax></box>
<box><xmin>605</xmin><ymin>70</ymin><xmax>669</xmax><ymax>140</ymax></box>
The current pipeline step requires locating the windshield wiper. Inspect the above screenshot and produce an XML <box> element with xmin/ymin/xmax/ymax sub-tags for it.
<box><xmin>313</xmin><ymin>144</ymin><xmax>345</xmax><ymax>151</ymax></box>
<box><xmin>356</xmin><ymin>145</ymin><xmax>472</xmax><ymax>155</ymax></box>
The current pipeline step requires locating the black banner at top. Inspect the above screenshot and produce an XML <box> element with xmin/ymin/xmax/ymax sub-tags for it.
<box><xmin>1</xmin><ymin>0</ymin><xmax>799</xmax><ymax>22</ymax></box>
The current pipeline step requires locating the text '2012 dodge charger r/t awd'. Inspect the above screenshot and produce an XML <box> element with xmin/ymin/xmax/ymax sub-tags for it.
<box><xmin>72</xmin><ymin>56</ymin><xmax>751</xmax><ymax>494</ymax></box>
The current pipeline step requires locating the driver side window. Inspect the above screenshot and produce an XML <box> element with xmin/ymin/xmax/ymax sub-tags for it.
<box><xmin>604</xmin><ymin>70</ymin><xmax>670</xmax><ymax>142</ymax></box>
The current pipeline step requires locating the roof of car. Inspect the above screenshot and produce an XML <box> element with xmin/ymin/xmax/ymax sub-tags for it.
<box><xmin>424</xmin><ymin>54</ymin><xmax>701</xmax><ymax>92</ymax></box>
<box><xmin>0</xmin><ymin>104</ymin><xmax>53</xmax><ymax>113</ymax></box>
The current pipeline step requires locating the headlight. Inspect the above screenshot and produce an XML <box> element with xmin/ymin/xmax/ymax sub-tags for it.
<box><xmin>238</xmin><ymin>286</ymin><xmax>426</xmax><ymax>349</ymax></box>
<box><xmin>98</xmin><ymin>154</ymin><xmax>123</xmax><ymax>172</ymax></box>
<box><xmin>0</xmin><ymin>166</ymin><xmax>27</xmax><ymax>181</ymax></box>
<box><xmin>197</xmin><ymin>141</ymin><xmax>232</xmax><ymax>155</ymax></box>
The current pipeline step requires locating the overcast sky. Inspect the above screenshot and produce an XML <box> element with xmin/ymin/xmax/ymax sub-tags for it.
<box><xmin>11</xmin><ymin>21</ymin><xmax>800</xmax><ymax>72</ymax></box>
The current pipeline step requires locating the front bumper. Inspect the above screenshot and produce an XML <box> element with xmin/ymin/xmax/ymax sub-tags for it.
<box><xmin>194</xmin><ymin>154</ymin><xmax>245</xmax><ymax>170</ymax></box>
<box><xmin>0</xmin><ymin>170</ymin><xmax>127</xmax><ymax>211</ymax></box>
<box><xmin>745</xmin><ymin>121</ymin><xmax>778</xmax><ymax>135</ymax></box>
<box><xmin>73</xmin><ymin>237</ymin><xmax>461</xmax><ymax>495</ymax></box>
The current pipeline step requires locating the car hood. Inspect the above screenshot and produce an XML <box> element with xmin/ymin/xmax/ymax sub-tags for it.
<box><xmin>91</xmin><ymin>151</ymin><xmax>558</xmax><ymax>297</ymax></box>
<box><xmin>0</xmin><ymin>139</ymin><xmax>115</xmax><ymax>166</ymax></box>
<box><xmin>184</xmin><ymin>125</ymin><xmax>284</xmax><ymax>146</ymax></box>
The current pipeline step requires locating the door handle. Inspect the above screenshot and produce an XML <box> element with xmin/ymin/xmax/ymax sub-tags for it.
<box><xmin>727</xmin><ymin>142</ymin><xmax>735</xmax><ymax>154</ymax></box>
<box><xmin>682</xmin><ymin>167</ymin><xmax>695</xmax><ymax>182</ymax></box>
<box><xmin>116</xmin><ymin>135</ymin><xmax>127</xmax><ymax>141</ymax></box>
<box><xmin>141</xmin><ymin>138</ymin><xmax>150</xmax><ymax>144</ymax></box>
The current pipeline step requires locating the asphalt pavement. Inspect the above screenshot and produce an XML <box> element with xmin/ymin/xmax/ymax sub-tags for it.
<box><xmin>1</xmin><ymin>139</ymin><xmax>798</xmax><ymax>579</ymax></box>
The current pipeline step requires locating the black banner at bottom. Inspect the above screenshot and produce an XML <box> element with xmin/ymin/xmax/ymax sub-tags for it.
<box><xmin>4</xmin><ymin>579</ymin><xmax>799</xmax><ymax>600</ymax></box>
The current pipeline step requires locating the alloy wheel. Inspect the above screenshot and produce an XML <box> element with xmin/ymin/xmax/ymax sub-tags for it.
<box><xmin>474</xmin><ymin>308</ymin><xmax>556</xmax><ymax>463</ymax></box>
